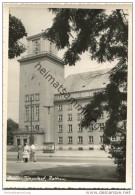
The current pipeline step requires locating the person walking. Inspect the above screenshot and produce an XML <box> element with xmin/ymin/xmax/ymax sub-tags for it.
<box><xmin>17</xmin><ymin>144</ymin><xmax>23</xmax><ymax>161</ymax></box>
<box><xmin>22</xmin><ymin>143</ymin><xmax>30</xmax><ymax>162</ymax></box>
<box><xmin>30</xmin><ymin>144</ymin><xmax>36</xmax><ymax>162</ymax></box>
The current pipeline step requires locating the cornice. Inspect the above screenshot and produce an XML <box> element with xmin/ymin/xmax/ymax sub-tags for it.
<box><xmin>18</xmin><ymin>52</ymin><xmax>64</xmax><ymax>66</ymax></box>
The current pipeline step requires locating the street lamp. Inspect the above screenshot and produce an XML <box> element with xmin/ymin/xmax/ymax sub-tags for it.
<box><xmin>29</xmin><ymin>96</ymin><xmax>34</xmax><ymax>145</ymax></box>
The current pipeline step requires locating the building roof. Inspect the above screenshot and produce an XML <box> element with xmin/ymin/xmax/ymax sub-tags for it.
<box><xmin>63</xmin><ymin>68</ymin><xmax>111</xmax><ymax>92</ymax></box>
<box><xmin>27</xmin><ymin>32</ymin><xmax>44</xmax><ymax>40</ymax></box>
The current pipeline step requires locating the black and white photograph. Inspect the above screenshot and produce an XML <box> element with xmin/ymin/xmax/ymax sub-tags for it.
<box><xmin>3</xmin><ymin>2</ymin><xmax>132</xmax><ymax>190</ymax></box>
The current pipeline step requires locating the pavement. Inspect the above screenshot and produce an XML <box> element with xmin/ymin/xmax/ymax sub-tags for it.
<box><xmin>7</xmin><ymin>149</ymin><xmax>110</xmax><ymax>157</ymax></box>
<box><xmin>6</xmin><ymin>150</ymin><xmax>121</xmax><ymax>182</ymax></box>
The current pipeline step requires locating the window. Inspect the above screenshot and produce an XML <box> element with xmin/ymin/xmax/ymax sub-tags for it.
<box><xmin>68</xmin><ymin>124</ymin><xmax>72</xmax><ymax>133</ymax></box>
<box><xmin>26</xmin><ymin>94</ymin><xmax>39</xmax><ymax>102</ymax></box>
<box><xmin>78</xmin><ymin>136</ymin><xmax>83</xmax><ymax>144</ymax></box>
<box><xmin>100</xmin><ymin>136</ymin><xmax>103</xmax><ymax>143</ymax></box>
<box><xmin>68</xmin><ymin>114</ymin><xmax>72</xmax><ymax>121</ymax></box>
<box><xmin>31</xmin><ymin>94</ymin><xmax>34</xmax><ymax>101</ymax></box>
<box><xmin>25</xmin><ymin>125</ymin><xmax>29</xmax><ymax>131</ymax></box>
<box><xmin>30</xmin><ymin>94</ymin><xmax>34</xmax><ymax>101</ymax></box>
<box><xmin>89</xmin><ymin>147</ymin><xmax>94</xmax><ymax>150</ymax></box>
<box><xmin>68</xmin><ymin>103</ymin><xmax>72</xmax><ymax>110</ymax></box>
<box><xmin>99</xmin><ymin>123</ymin><xmax>105</xmax><ymax>131</ymax></box>
<box><xmin>89</xmin><ymin>136</ymin><xmax>94</xmax><ymax>143</ymax></box>
<box><xmin>35</xmin><ymin>106</ymin><xmax>39</xmax><ymax>121</ymax></box>
<box><xmin>35</xmin><ymin>93</ymin><xmax>40</xmax><ymax>101</ymax></box>
<box><xmin>58</xmin><ymin>137</ymin><xmax>63</xmax><ymax>144</ymax></box>
<box><xmin>23</xmin><ymin>138</ymin><xmax>27</xmax><ymax>146</ymax></box>
<box><xmin>33</xmin><ymin>39</ymin><xmax>40</xmax><ymax>54</ymax></box>
<box><xmin>77</xmin><ymin>113</ymin><xmax>82</xmax><ymax>121</ymax></box>
<box><xmin>78</xmin><ymin>124</ymin><xmax>83</xmax><ymax>132</ymax></box>
<box><xmin>58</xmin><ymin>95</ymin><xmax>62</xmax><ymax>100</ymax></box>
<box><xmin>58</xmin><ymin>104</ymin><xmax>62</xmax><ymax>111</ymax></box>
<box><xmin>25</xmin><ymin>95</ymin><xmax>29</xmax><ymax>102</ymax></box>
<box><xmin>17</xmin><ymin>138</ymin><xmax>21</xmax><ymax>146</ymax></box>
<box><xmin>111</xmin><ymin>136</ymin><xmax>117</xmax><ymax>141</ymax></box>
<box><xmin>68</xmin><ymin>136</ymin><xmax>73</xmax><ymax>144</ymax></box>
<box><xmin>25</xmin><ymin>107</ymin><xmax>29</xmax><ymax>121</ymax></box>
<box><xmin>58</xmin><ymin>115</ymin><xmax>62</xmax><ymax>121</ymax></box>
<box><xmin>35</xmin><ymin>125</ymin><xmax>39</xmax><ymax>131</ymax></box>
<box><xmin>78</xmin><ymin>147</ymin><xmax>83</xmax><ymax>150</ymax></box>
<box><xmin>89</xmin><ymin>123</ymin><xmax>94</xmax><ymax>131</ymax></box>
<box><xmin>58</xmin><ymin>125</ymin><xmax>63</xmax><ymax>133</ymax></box>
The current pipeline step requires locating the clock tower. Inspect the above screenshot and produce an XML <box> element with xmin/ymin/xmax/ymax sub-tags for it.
<box><xmin>14</xmin><ymin>32</ymin><xmax>64</xmax><ymax>147</ymax></box>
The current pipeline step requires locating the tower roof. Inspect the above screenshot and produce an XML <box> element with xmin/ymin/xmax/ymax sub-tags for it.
<box><xmin>27</xmin><ymin>32</ymin><xmax>44</xmax><ymax>40</ymax></box>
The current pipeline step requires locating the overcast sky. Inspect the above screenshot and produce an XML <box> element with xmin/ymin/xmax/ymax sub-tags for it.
<box><xmin>8</xmin><ymin>6</ymin><xmax>116</xmax><ymax>122</ymax></box>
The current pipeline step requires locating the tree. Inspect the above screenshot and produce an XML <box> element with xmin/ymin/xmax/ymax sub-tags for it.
<box><xmin>7</xmin><ymin>118</ymin><xmax>19</xmax><ymax>145</ymax></box>
<box><xmin>45</xmin><ymin>9</ymin><xmax>127</xmax><ymax>65</ymax></box>
<box><xmin>45</xmin><ymin>8</ymin><xmax>128</xmax><ymax>181</ymax></box>
<box><xmin>9</xmin><ymin>13</ymin><xmax>27</xmax><ymax>59</ymax></box>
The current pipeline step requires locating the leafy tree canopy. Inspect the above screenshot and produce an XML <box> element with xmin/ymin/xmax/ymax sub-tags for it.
<box><xmin>7</xmin><ymin>118</ymin><xmax>18</xmax><ymax>144</ymax></box>
<box><xmin>45</xmin><ymin>9</ymin><xmax>128</xmax><ymax>65</ymax></box>
<box><xmin>9</xmin><ymin>13</ymin><xmax>27</xmax><ymax>59</ymax></box>
<box><xmin>45</xmin><ymin>8</ymin><xmax>128</xmax><ymax>135</ymax></box>
<box><xmin>45</xmin><ymin>8</ymin><xmax>128</xmax><ymax>181</ymax></box>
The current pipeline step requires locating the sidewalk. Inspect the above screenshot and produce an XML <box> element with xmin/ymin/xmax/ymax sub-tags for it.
<box><xmin>6</xmin><ymin>150</ymin><xmax>120</xmax><ymax>182</ymax></box>
<box><xmin>6</xmin><ymin>160</ymin><xmax>119</xmax><ymax>182</ymax></box>
<box><xmin>7</xmin><ymin>150</ymin><xmax>110</xmax><ymax>158</ymax></box>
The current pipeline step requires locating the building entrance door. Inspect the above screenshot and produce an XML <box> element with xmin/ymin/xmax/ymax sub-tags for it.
<box><xmin>17</xmin><ymin>138</ymin><xmax>20</xmax><ymax>146</ymax></box>
<box><xmin>23</xmin><ymin>138</ymin><xmax>27</xmax><ymax>146</ymax></box>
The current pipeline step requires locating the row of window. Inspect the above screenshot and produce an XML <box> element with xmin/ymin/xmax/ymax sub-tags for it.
<box><xmin>58</xmin><ymin>113</ymin><xmax>82</xmax><ymax>121</ymax></box>
<box><xmin>58</xmin><ymin>105</ymin><xmax>104</xmax><ymax>119</ymax></box>
<box><xmin>25</xmin><ymin>125</ymin><xmax>39</xmax><ymax>131</ymax></box>
<box><xmin>58</xmin><ymin>104</ymin><xmax>73</xmax><ymax>111</ymax></box>
<box><xmin>32</xmin><ymin>39</ymin><xmax>55</xmax><ymax>54</ymax></box>
<box><xmin>58</xmin><ymin>136</ymin><xmax>118</xmax><ymax>144</ymax></box>
<box><xmin>58</xmin><ymin>136</ymin><xmax>103</xmax><ymax>144</ymax></box>
<box><xmin>25</xmin><ymin>93</ymin><xmax>40</xmax><ymax>102</ymax></box>
<box><xmin>58</xmin><ymin>113</ymin><xmax>104</xmax><ymax>121</ymax></box>
<box><xmin>58</xmin><ymin>123</ymin><xmax>105</xmax><ymax>132</ymax></box>
<box><xmin>25</xmin><ymin>105</ymin><xmax>39</xmax><ymax>121</ymax></box>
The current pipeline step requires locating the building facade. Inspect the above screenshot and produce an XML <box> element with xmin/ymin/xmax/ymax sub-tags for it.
<box><xmin>54</xmin><ymin>70</ymin><xmax>109</xmax><ymax>150</ymax></box>
<box><xmin>13</xmin><ymin>33</ymin><xmax>64</xmax><ymax>147</ymax></box>
<box><xmin>13</xmin><ymin>32</ymin><xmax>117</xmax><ymax>150</ymax></box>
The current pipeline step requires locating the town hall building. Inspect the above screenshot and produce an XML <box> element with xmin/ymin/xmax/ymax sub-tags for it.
<box><xmin>13</xmin><ymin>32</ymin><xmax>115</xmax><ymax>150</ymax></box>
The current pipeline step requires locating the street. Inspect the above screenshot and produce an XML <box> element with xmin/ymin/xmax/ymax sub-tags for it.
<box><xmin>6</xmin><ymin>150</ymin><xmax>121</xmax><ymax>182</ymax></box>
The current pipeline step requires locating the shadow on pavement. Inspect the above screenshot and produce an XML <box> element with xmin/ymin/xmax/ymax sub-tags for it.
<box><xmin>7</xmin><ymin>164</ymin><xmax>123</xmax><ymax>182</ymax></box>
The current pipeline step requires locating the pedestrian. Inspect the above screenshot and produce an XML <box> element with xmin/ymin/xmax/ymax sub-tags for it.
<box><xmin>17</xmin><ymin>144</ymin><xmax>23</xmax><ymax>161</ymax></box>
<box><xmin>30</xmin><ymin>144</ymin><xmax>36</xmax><ymax>162</ymax></box>
<box><xmin>22</xmin><ymin>143</ymin><xmax>30</xmax><ymax>162</ymax></box>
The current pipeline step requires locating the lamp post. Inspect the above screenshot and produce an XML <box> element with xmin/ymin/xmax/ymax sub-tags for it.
<box><xmin>30</xmin><ymin>96</ymin><xmax>34</xmax><ymax>145</ymax></box>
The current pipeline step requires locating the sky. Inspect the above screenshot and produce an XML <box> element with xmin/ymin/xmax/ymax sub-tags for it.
<box><xmin>7</xmin><ymin>6</ymin><xmax>116</xmax><ymax>123</ymax></box>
